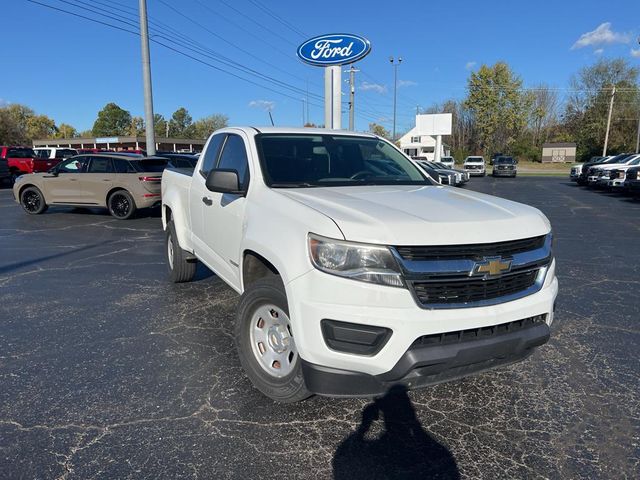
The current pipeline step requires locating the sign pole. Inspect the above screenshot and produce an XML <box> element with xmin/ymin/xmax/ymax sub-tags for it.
<box><xmin>324</xmin><ymin>66</ymin><xmax>342</xmax><ymax>129</ymax></box>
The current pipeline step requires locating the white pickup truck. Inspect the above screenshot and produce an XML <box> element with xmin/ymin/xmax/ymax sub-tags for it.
<box><xmin>161</xmin><ymin>127</ymin><xmax>558</xmax><ymax>402</ymax></box>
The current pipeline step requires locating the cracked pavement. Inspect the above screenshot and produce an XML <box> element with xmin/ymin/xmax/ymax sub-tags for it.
<box><xmin>0</xmin><ymin>178</ymin><xmax>639</xmax><ymax>479</ymax></box>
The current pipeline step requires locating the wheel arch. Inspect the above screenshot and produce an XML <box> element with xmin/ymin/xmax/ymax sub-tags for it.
<box><xmin>105</xmin><ymin>187</ymin><xmax>135</xmax><ymax>208</ymax></box>
<box><xmin>242</xmin><ymin>250</ymin><xmax>282</xmax><ymax>291</ymax></box>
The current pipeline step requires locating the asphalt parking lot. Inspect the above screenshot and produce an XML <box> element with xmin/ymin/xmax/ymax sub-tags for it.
<box><xmin>1</xmin><ymin>177</ymin><xmax>639</xmax><ymax>479</ymax></box>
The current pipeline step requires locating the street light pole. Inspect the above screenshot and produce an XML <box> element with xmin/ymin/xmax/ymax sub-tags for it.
<box><xmin>345</xmin><ymin>65</ymin><xmax>359</xmax><ymax>131</ymax></box>
<box><xmin>139</xmin><ymin>0</ymin><xmax>156</xmax><ymax>155</ymax></box>
<box><xmin>390</xmin><ymin>56</ymin><xmax>402</xmax><ymax>140</ymax></box>
<box><xmin>602</xmin><ymin>85</ymin><xmax>615</xmax><ymax>157</ymax></box>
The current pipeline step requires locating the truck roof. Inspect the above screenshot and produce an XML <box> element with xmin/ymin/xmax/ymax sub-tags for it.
<box><xmin>221</xmin><ymin>126</ymin><xmax>378</xmax><ymax>138</ymax></box>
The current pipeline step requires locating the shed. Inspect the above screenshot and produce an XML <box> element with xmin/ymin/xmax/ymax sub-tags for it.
<box><xmin>541</xmin><ymin>142</ymin><xmax>576</xmax><ymax>163</ymax></box>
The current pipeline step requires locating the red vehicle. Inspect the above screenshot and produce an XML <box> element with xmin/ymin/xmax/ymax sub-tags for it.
<box><xmin>0</xmin><ymin>146</ymin><xmax>59</xmax><ymax>183</ymax></box>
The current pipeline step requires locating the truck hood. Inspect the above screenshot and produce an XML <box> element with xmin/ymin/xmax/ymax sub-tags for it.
<box><xmin>279</xmin><ymin>185</ymin><xmax>550</xmax><ymax>245</ymax></box>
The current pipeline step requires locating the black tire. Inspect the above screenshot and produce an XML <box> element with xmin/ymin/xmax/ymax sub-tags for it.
<box><xmin>166</xmin><ymin>221</ymin><xmax>196</xmax><ymax>283</ymax></box>
<box><xmin>235</xmin><ymin>277</ymin><xmax>311</xmax><ymax>403</ymax></box>
<box><xmin>108</xmin><ymin>189</ymin><xmax>136</xmax><ymax>220</ymax></box>
<box><xmin>20</xmin><ymin>186</ymin><xmax>48</xmax><ymax>215</ymax></box>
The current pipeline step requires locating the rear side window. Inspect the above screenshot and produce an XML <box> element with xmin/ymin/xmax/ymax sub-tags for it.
<box><xmin>113</xmin><ymin>158</ymin><xmax>136</xmax><ymax>173</ymax></box>
<box><xmin>58</xmin><ymin>156</ymin><xmax>89</xmax><ymax>172</ymax></box>
<box><xmin>199</xmin><ymin>134</ymin><xmax>225</xmax><ymax>177</ymax></box>
<box><xmin>56</xmin><ymin>149</ymin><xmax>77</xmax><ymax>159</ymax></box>
<box><xmin>217</xmin><ymin>134</ymin><xmax>249</xmax><ymax>189</ymax></box>
<box><xmin>88</xmin><ymin>157</ymin><xmax>114</xmax><ymax>173</ymax></box>
<box><xmin>35</xmin><ymin>149</ymin><xmax>51</xmax><ymax>158</ymax></box>
<box><xmin>133</xmin><ymin>159</ymin><xmax>168</xmax><ymax>172</ymax></box>
<box><xmin>8</xmin><ymin>148</ymin><xmax>35</xmax><ymax>158</ymax></box>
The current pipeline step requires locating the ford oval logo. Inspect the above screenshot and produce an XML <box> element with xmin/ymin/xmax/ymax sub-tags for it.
<box><xmin>297</xmin><ymin>33</ymin><xmax>371</xmax><ymax>67</ymax></box>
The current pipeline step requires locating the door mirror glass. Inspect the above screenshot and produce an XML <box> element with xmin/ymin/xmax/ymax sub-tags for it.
<box><xmin>205</xmin><ymin>169</ymin><xmax>244</xmax><ymax>194</ymax></box>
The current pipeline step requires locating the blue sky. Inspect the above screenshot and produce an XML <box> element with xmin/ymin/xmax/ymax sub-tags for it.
<box><xmin>2</xmin><ymin>0</ymin><xmax>639</xmax><ymax>134</ymax></box>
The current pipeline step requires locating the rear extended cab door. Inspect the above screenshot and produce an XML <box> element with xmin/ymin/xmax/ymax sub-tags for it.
<box><xmin>190</xmin><ymin>131</ymin><xmax>251</xmax><ymax>290</ymax></box>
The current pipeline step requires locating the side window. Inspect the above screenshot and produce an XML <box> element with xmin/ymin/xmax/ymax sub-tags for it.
<box><xmin>217</xmin><ymin>134</ymin><xmax>249</xmax><ymax>189</ymax></box>
<box><xmin>113</xmin><ymin>158</ymin><xmax>135</xmax><ymax>173</ymax></box>
<box><xmin>87</xmin><ymin>157</ymin><xmax>114</xmax><ymax>173</ymax></box>
<box><xmin>58</xmin><ymin>156</ymin><xmax>89</xmax><ymax>173</ymax></box>
<box><xmin>199</xmin><ymin>134</ymin><xmax>225</xmax><ymax>177</ymax></box>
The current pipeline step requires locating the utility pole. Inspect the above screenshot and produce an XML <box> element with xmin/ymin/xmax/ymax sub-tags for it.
<box><xmin>390</xmin><ymin>56</ymin><xmax>402</xmax><ymax>140</ymax></box>
<box><xmin>636</xmin><ymin>106</ymin><xmax>640</xmax><ymax>154</ymax></box>
<box><xmin>139</xmin><ymin>0</ymin><xmax>156</xmax><ymax>155</ymax></box>
<box><xmin>345</xmin><ymin>65</ymin><xmax>359</xmax><ymax>131</ymax></box>
<box><xmin>301</xmin><ymin>98</ymin><xmax>305</xmax><ymax>126</ymax></box>
<box><xmin>602</xmin><ymin>85</ymin><xmax>615</xmax><ymax>157</ymax></box>
<box><xmin>166</xmin><ymin>121</ymin><xmax>169</xmax><ymax>138</ymax></box>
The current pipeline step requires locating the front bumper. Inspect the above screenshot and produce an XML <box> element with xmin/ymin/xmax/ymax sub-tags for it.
<box><xmin>465</xmin><ymin>168</ymin><xmax>485</xmax><ymax>176</ymax></box>
<box><xmin>302</xmin><ymin>319</ymin><xmax>550</xmax><ymax>397</ymax></box>
<box><xmin>493</xmin><ymin>169</ymin><xmax>516</xmax><ymax>176</ymax></box>
<box><xmin>286</xmin><ymin>260</ymin><xmax>558</xmax><ymax>387</ymax></box>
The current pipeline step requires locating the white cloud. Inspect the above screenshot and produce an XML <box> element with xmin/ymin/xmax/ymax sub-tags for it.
<box><xmin>571</xmin><ymin>22</ymin><xmax>631</xmax><ymax>50</ymax></box>
<box><xmin>398</xmin><ymin>79</ymin><xmax>417</xmax><ymax>88</ymax></box>
<box><xmin>465</xmin><ymin>61</ymin><xmax>477</xmax><ymax>70</ymax></box>
<box><xmin>248</xmin><ymin>99</ymin><xmax>275</xmax><ymax>111</ymax></box>
<box><xmin>594</xmin><ymin>48</ymin><xmax>604</xmax><ymax>55</ymax></box>
<box><xmin>360</xmin><ymin>81</ymin><xmax>387</xmax><ymax>94</ymax></box>
<box><xmin>631</xmin><ymin>48</ymin><xmax>640</xmax><ymax>58</ymax></box>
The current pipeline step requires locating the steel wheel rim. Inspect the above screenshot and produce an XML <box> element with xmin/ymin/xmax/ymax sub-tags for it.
<box><xmin>249</xmin><ymin>304</ymin><xmax>297</xmax><ymax>378</ymax></box>
<box><xmin>167</xmin><ymin>234</ymin><xmax>174</xmax><ymax>270</ymax></box>
<box><xmin>23</xmin><ymin>191</ymin><xmax>41</xmax><ymax>212</ymax></box>
<box><xmin>111</xmin><ymin>194</ymin><xmax>130</xmax><ymax>217</ymax></box>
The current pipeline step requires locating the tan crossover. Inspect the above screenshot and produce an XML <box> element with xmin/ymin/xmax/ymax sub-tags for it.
<box><xmin>13</xmin><ymin>154</ymin><xmax>165</xmax><ymax>219</ymax></box>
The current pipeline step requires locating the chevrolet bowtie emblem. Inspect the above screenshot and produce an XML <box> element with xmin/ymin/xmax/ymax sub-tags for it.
<box><xmin>472</xmin><ymin>257</ymin><xmax>512</xmax><ymax>277</ymax></box>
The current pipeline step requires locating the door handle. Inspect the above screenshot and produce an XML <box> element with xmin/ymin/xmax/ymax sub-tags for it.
<box><xmin>202</xmin><ymin>196</ymin><xmax>213</xmax><ymax>206</ymax></box>
<box><xmin>69</xmin><ymin>178</ymin><xmax>78</xmax><ymax>181</ymax></box>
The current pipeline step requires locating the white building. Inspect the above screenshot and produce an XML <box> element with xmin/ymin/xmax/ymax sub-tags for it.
<box><xmin>398</xmin><ymin>127</ymin><xmax>446</xmax><ymax>161</ymax></box>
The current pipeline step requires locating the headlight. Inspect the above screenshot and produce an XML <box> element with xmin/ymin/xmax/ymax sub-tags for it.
<box><xmin>308</xmin><ymin>233</ymin><xmax>404</xmax><ymax>287</ymax></box>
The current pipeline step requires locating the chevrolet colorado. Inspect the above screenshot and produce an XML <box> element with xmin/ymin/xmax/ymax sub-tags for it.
<box><xmin>161</xmin><ymin>127</ymin><xmax>558</xmax><ymax>402</ymax></box>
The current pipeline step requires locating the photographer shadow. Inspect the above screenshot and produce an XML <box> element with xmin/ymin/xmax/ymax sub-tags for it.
<box><xmin>333</xmin><ymin>385</ymin><xmax>460</xmax><ymax>480</ymax></box>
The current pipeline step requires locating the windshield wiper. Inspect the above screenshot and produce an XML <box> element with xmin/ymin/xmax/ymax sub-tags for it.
<box><xmin>270</xmin><ymin>182</ymin><xmax>317</xmax><ymax>188</ymax></box>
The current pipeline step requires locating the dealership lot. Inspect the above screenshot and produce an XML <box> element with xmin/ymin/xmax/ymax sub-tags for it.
<box><xmin>0</xmin><ymin>177</ymin><xmax>638</xmax><ymax>479</ymax></box>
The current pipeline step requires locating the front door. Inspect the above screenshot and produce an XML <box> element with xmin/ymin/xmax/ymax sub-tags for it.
<box><xmin>45</xmin><ymin>156</ymin><xmax>90</xmax><ymax>204</ymax></box>
<box><xmin>198</xmin><ymin>133</ymin><xmax>250</xmax><ymax>290</ymax></box>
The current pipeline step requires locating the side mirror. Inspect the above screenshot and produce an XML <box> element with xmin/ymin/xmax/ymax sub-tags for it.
<box><xmin>205</xmin><ymin>168</ymin><xmax>244</xmax><ymax>195</ymax></box>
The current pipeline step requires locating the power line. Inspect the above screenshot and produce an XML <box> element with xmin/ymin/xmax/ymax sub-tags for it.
<box><xmin>27</xmin><ymin>0</ymin><xmax>325</xmax><ymax>108</ymax></box>
<box><xmin>246</xmin><ymin>0</ymin><xmax>307</xmax><ymax>38</ymax></box>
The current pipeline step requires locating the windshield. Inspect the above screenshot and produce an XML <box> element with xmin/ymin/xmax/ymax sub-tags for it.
<box><xmin>466</xmin><ymin>158</ymin><xmax>483</xmax><ymax>163</ymax></box>
<box><xmin>255</xmin><ymin>134</ymin><xmax>429</xmax><ymax>187</ymax></box>
<box><xmin>441</xmin><ymin>157</ymin><xmax>453</xmax><ymax>162</ymax></box>
<box><xmin>603</xmin><ymin>154</ymin><xmax>631</xmax><ymax>164</ymax></box>
<box><xmin>495</xmin><ymin>157</ymin><xmax>515</xmax><ymax>164</ymax></box>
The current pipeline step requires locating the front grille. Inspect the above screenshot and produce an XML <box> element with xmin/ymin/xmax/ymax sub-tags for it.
<box><xmin>412</xmin><ymin>270</ymin><xmax>538</xmax><ymax>305</ymax></box>
<box><xmin>396</xmin><ymin>235</ymin><xmax>546</xmax><ymax>261</ymax></box>
<box><xmin>410</xmin><ymin>314</ymin><xmax>547</xmax><ymax>349</ymax></box>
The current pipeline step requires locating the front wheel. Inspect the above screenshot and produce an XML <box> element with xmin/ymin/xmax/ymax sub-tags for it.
<box><xmin>235</xmin><ymin>277</ymin><xmax>311</xmax><ymax>403</ymax></box>
<box><xmin>20</xmin><ymin>186</ymin><xmax>48</xmax><ymax>215</ymax></box>
<box><xmin>166</xmin><ymin>221</ymin><xmax>196</xmax><ymax>283</ymax></box>
<box><xmin>108</xmin><ymin>189</ymin><xmax>136</xmax><ymax>220</ymax></box>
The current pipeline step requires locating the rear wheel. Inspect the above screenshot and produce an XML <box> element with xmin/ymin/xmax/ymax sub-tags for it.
<box><xmin>166</xmin><ymin>221</ymin><xmax>196</xmax><ymax>283</ymax></box>
<box><xmin>235</xmin><ymin>277</ymin><xmax>311</xmax><ymax>403</ymax></box>
<box><xmin>20</xmin><ymin>186</ymin><xmax>47</xmax><ymax>215</ymax></box>
<box><xmin>108</xmin><ymin>189</ymin><xmax>136</xmax><ymax>220</ymax></box>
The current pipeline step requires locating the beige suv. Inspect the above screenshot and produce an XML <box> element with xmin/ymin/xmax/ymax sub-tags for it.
<box><xmin>13</xmin><ymin>154</ymin><xmax>165</xmax><ymax>219</ymax></box>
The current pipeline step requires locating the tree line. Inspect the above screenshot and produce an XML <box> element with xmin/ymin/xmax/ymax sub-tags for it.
<box><xmin>0</xmin><ymin>102</ymin><xmax>228</xmax><ymax>145</ymax></box>
<box><xmin>370</xmin><ymin>57</ymin><xmax>639</xmax><ymax>162</ymax></box>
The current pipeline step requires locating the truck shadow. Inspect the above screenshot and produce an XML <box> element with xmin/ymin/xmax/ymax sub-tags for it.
<box><xmin>332</xmin><ymin>385</ymin><xmax>460</xmax><ymax>480</ymax></box>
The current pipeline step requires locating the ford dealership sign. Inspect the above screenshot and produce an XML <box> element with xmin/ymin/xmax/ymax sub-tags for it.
<box><xmin>297</xmin><ymin>33</ymin><xmax>371</xmax><ymax>66</ymax></box>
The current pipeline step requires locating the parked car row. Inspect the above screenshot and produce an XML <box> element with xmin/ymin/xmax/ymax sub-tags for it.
<box><xmin>570</xmin><ymin>152</ymin><xmax>640</xmax><ymax>196</ymax></box>
<box><xmin>12</xmin><ymin>152</ymin><xmax>198</xmax><ymax>219</ymax></box>
<box><xmin>412</xmin><ymin>158</ymin><xmax>470</xmax><ymax>186</ymax></box>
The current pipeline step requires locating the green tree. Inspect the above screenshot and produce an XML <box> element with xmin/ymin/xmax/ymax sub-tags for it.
<box><xmin>564</xmin><ymin>58</ymin><xmax>639</xmax><ymax>160</ymax></box>
<box><xmin>0</xmin><ymin>104</ymin><xmax>34</xmax><ymax>144</ymax></box>
<box><xmin>153</xmin><ymin>113</ymin><xmax>168</xmax><ymax>137</ymax></box>
<box><xmin>464</xmin><ymin>62</ymin><xmax>532</xmax><ymax>155</ymax></box>
<box><xmin>56</xmin><ymin>123</ymin><xmax>78</xmax><ymax>138</ymax></box>
<box><xmin>27</xmin><ymin>115</ymin><xmax>57</xmax><ymax>139</ymax></box>
<box><xmin>369</xmin><ymin>122</ymin><xmax>391</xmax><ymax>139</ymax></box>
<box><xmin>192</xmin><ymin>114</ymin><xmax>228</xmax><ymax>139</ymax></box>
<box><xmin>169</xmin><ymin>107</ymin><xmax>193</xmax><ymax>137</ymax></box>
<box><xmin>92</xmin><ymin>102</ymin><xmax>132</xmax><ymax>136</ymax></box>
<box><xmin>130</xmin><ymin>116</ymin><xmax>145</xmax><ymax>136</ymax></box>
